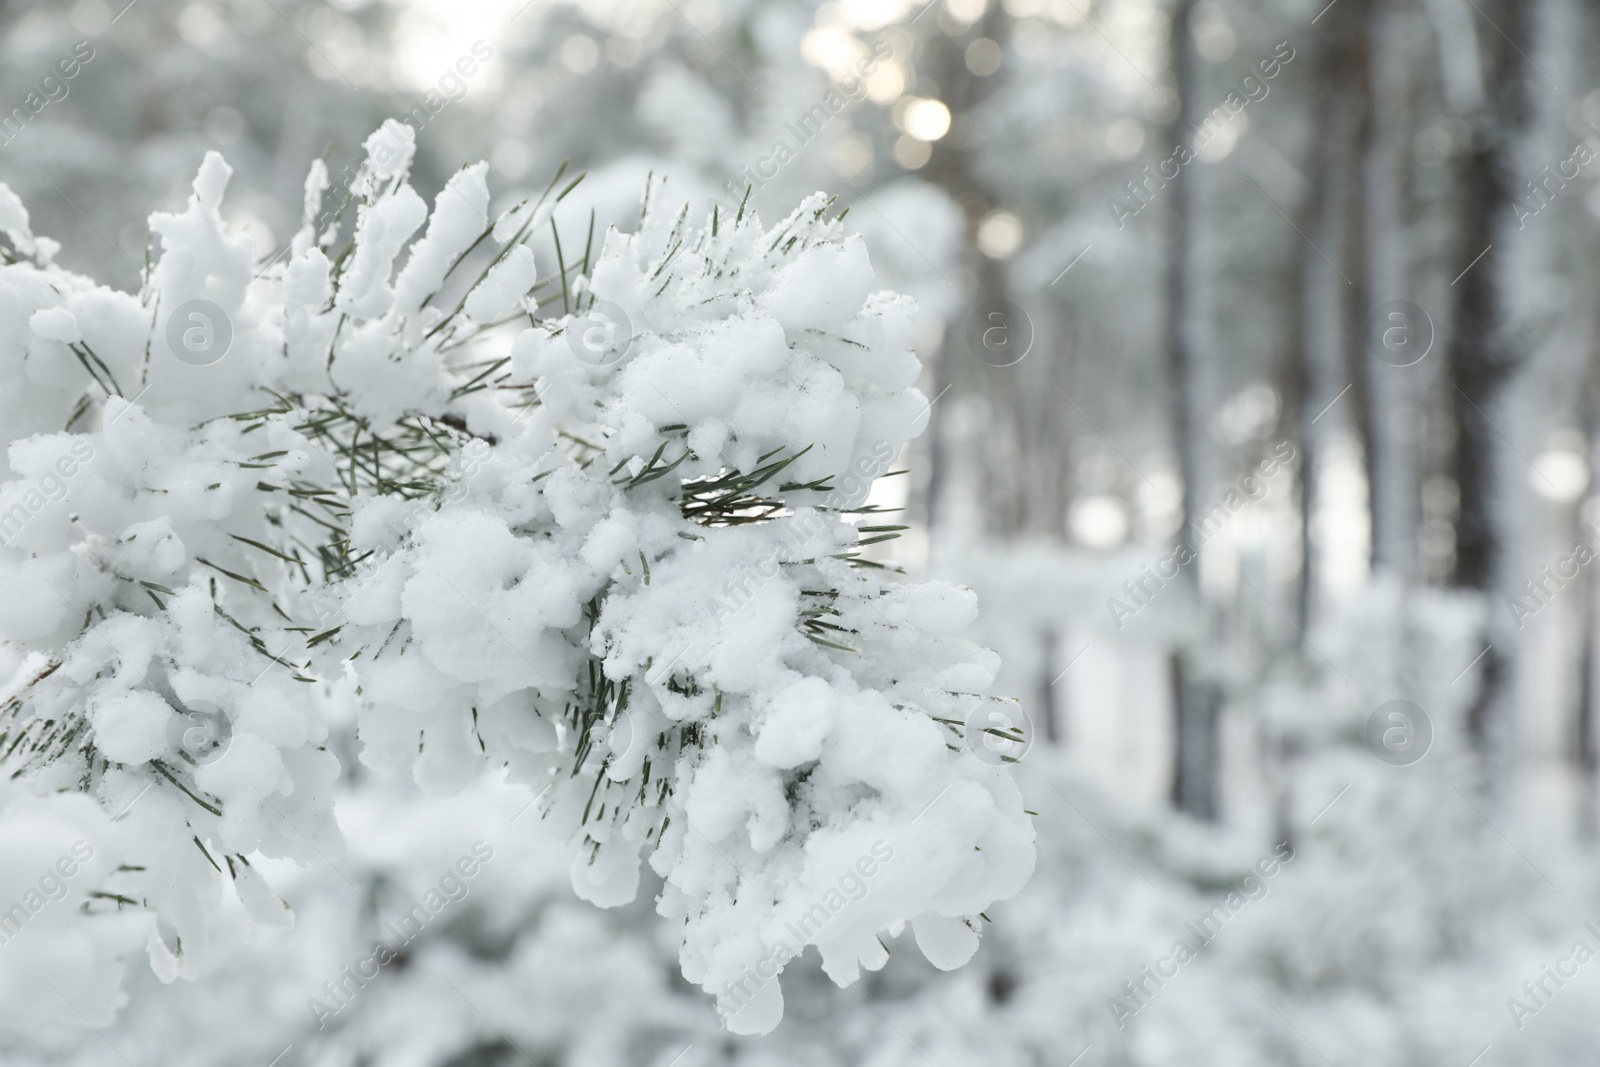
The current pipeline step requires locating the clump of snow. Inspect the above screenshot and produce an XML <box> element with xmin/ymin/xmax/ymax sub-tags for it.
<box><xmin>0</xmin><ymin>785</ymin><xmax>146</xmax><ymax>1029</ymax></box>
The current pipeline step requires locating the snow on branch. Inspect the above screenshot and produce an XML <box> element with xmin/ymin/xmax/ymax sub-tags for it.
<box><xmin>0</xmin><ymin>123</ymin><xmax>1033</xmax><ymax>1033</ymax></box>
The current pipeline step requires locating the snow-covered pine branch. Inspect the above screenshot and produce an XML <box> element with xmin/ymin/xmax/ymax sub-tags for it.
<box><xmin>0</xmin><ymin>121</ymin><xmax>1033</xmax><ymax>1033</ymax></box>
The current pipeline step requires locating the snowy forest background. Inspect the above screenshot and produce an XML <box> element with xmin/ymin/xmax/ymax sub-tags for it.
<box><xmin>4</xmin><ymin>0</ymin><xmax>1600</xmax><ymax>1062</ymax></box>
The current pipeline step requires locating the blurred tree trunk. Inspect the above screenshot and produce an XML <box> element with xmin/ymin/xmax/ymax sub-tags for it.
<box><xmin>1165</xmin><ymin>0</ymin><xmax>1220</xmax><ymax>821</ymax></box>
<box><xmin>1576</xmin><ymin>297</ymin><xmax>1600</xmax><ymax>838</ymax></box>
<box><xmin>1443</xmin><ymin>0</ymin><xmax>1536</xmax><ymax>795</ymax></box>
<box><xmin>1037</xmin><ymin>627</ymin><xmax>1060</xmax><ymax>743</ymax></box>
<box><xmin>1363</xmin><ymin>0</ymin><xmax>1421</xmax><ymax>580</ymax></box>
<box><xmin>917</xmin><ymin>7</ymin><xmax>1069</xmax><ymax>745</ymax></box>
<box><xmin>916</xmin><ymin>10</ymin><xmax>1009</xmax><ymax>536</ymax></box>
<box><xmin>1268</xmin><ymin>0</ymin><xmax>1372</xmax><ymax>844</ymax></box>
<box><xmin>1574</xmin><ymin>0</ymin><xmax>1600</xmax><ymax>843</ymax></box>
<box><xmin>1579</xmin><ymin>571</ymin><xmax>1597</xmax><ymax>838</ymax></box>
<box><xmin>920</xmin><ymin>4</ymin><xmax>1073</xmax><ymax>542</ymax></box>
<box><xmin>1288</xmin><ymin>0</ymin><xmax>1371</xmax><ymax>635</ymax></box>
<box><xmin>1339</xmin><ymin>0</ymin><xmax>1379</xmax><ymax>597</ymax></box>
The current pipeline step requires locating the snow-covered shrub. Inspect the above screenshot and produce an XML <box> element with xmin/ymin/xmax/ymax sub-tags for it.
<box><xmin>0</xmin><ymin>121</ymin><xmax>1033</xmax><ymax>1033</ymax></box>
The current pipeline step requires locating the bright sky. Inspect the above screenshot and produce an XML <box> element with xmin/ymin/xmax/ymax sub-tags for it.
<box><xmin>390</xmin><ymin>0</ymin><xmax>533</xmax><ymax>89</ymax></box>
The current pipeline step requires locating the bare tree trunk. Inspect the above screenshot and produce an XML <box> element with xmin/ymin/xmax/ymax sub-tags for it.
<box><xmin>1262</xmin><ymin>0</ymin><xmax>1372</xmax><ymax>845</ymax></box>
<box><xmin>1575</xmin><ymin>285</ymin><xmax>1600</xmax><ymax>837</ymax></box>
<box><xmin>1339</xmin><ymin>0</ymin><xmax>1379</xmax><ymax>590</ymax></box>
<box><xmin>920</xmin><ymin>4</ymin><xmax>1076</xmax><ymax>541</ymax></box>
<box><xmin>1578</xmin><ymin>584</ymin><xmax>1597</xmax><ymax>838</ymax></box>
<box><xmin>915</xmin><ymin>7</ymin><xmax>1011</xmax><ymax>538</ymax></box>
<box><xmin>1445</xmin><ymin>0</ymin><xmax>1536</xmax><ymax>796</ymax></box>
<box><xmin>1291</xmin><ymin>20</ymin><xmax>1338</xmax><ymax>636</ymax></box>
<box><xmin>1164</xmin><ymin>0</ymin><xmax>1220</xmax><ymax>821</ymax></box>
<box><xmin>1364</xmin><ymin>0</ymin><xmax>1421</xmax><ymax>580</ymax></box>
<box><xmin>1037</xmin><ymin>627</ymin><xmax>1060</xmax><ymax>744</ymax></box>
<box><xmin>1286</xmin><ymin>0</ymin><xmax>1369</xmax><ymax>633</ymax></box>
<box><xmin>1279</xmin><ymin>181</ymin><xmax>1311</xmax><ymax>632</ymax></box>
